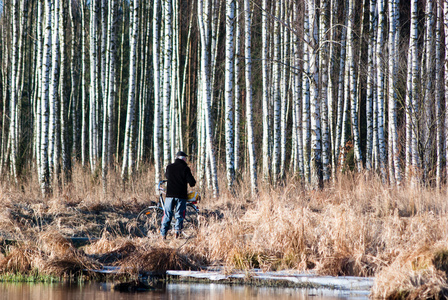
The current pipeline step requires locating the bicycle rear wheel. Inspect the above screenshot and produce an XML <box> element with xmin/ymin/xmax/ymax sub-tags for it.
<box><xmin>136</xmin><ymin>206</ymin><xmax>163</xmax><ymax>237</ymax></box>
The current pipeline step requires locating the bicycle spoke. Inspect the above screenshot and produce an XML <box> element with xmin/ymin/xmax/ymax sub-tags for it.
<box><xmin>135</xmin><ymin>207</ymin><xmax>163</xmax><ymax>237</ymax></box>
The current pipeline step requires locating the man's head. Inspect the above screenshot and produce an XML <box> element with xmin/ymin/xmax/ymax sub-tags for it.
<box><xmin>176</xmin><ymin>151</ymin><xmax>188</xmax><ymax>161</ymax></box>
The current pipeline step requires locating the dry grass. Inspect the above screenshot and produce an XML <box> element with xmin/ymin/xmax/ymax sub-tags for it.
<box><xmin>1</xmin><ymin>165</ymin><xmax>448</xmax><ymax>296</ymax></box>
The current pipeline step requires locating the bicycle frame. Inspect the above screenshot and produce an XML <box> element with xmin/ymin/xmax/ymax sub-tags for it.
<box><xmin>157</xmin><ymin>180</ymin><xmax>199</xmax><ymax>214</ymax></box>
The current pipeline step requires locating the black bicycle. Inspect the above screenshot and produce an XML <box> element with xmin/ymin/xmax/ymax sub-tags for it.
<box><xmin>134</xmin><ymin>180</ymin><xmax>200</xmax><ymax>238</ymax></box>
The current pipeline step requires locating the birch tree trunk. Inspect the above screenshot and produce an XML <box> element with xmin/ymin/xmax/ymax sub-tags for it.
<box><xmin>376</xmin><ymin>0</ymin><xmax>387</xmax><ymax>180</ymax></box>
<box><xmin>40</xmin><ymin>0</ymin><xmax>52</xmax><ymax>196</ymax></box>
<box><xmin>102</xmin><ymin>0</ymin><xmax>117</xmax><ymax>191</ymax></box>
<box><xmin>59</xmin><ymin>0</ymin><xmax>70</xmax><ymax>182</ymax></box>
<box><xmin>302</xmin><ymin>5</ymin><xmax>311</xmax><ymax>184</ymax></box>
<box><xmin>261</xmin><ymin>0</ymin><xmax>270</xmax><ymax>180</ymax></box>
<box><xmin>198</xmin><ymin>0</ymin><xmax>219</xmax><ymax>197</ymax></box>
<box><xmin>327</xmin><ymin>0</ymin><xmax>338</xmax><ymax>178</ymax></box>
<box><xmin>80</xmin><ymin>0</ymin><xmax>88</xmax><ymax>168</ymax></box>
<box><xmin>101</xmin><ymin>0</ymin><xmax>107</xmax><ymax>94</ymax></box>
<box><xmin>121</xmin><ymin>0</ymin><xmax>139</xmax><ymax>180</ymax></box>
<box><xmin>365</xmin><ymin>0</ymin><xmax>377</xmax><ymax>170</ymax></box>
<box><xmin>34</xmin><ymin>0</ymin><xmax>43</xmax><ymax>179</ymax></box>
<box><xmin>335</xmin><ymin>4</ymin><xmax>347</xmax><ymax>170</ymax></box>
<box><xmin>224</xmin><ymin>0</ymin><xmax>235</xmax><ymax>189</ymax></box>
<box><xmin>9</xmin><ymin>0</ymin><xmax>19</xmax><ymax>181</ymax></box>
<box><xmin>153</xmin><ymin>0</ymin><xmax>162</xmax><ymax>188</ymax></box>
<box><xmin>163</xmin><ymin>0</ymin><xmax>172</xmax><ymax>167</ymax></box>
<box><xmin>435</xmin><ymin>2</ymin><xmax>442</xmax><ymax>189</ymax></box>
<box><xmin>234</xmin><ymin>0</ymin><xmax>241</xmax><ymax>173</ymax></box>
<box><xmin>319</xmin><ymin>0</ymin><xmax>330</xmax><ymax>181</ymax></box>
<box><xmin>272</xmin><ymin>1</ymin><xmax>281</xmax><ymax>184</ymax></box>
<box><xmin>0</xmin><ymin>19</ymin><xmax>5</xmax><ymax>175</ymax></box>
<box><xmin>348</xmin><ymin>0</ymin><xmax>362</xmax><ymax>172</ymax></box>
<box><xmin>444</xmin><ymin>0</ymin><xmax>448</xmax><ymax>184</ymax></box>
<box><xmin>90</xmin><ymin>0</ymin><xmax>99</xmax><ymax>172</ymax></box>
<box><xmin>292</xmin><ymin>1</ymin><xmax>303</xmax><ymax>175</ymax></box>
<box><xmin>388</xmin><ymin>0</ymin><xmax>400</xmax><ymax>183</ymax></box>
<box><xmin>279</xmin><ymin>0</ymin><xmax>288</xmax><ymax>179</ymax></box>
<box><xmin>410</xmin><ymin>0</ymin><xmax>420</xmax><ymax>184</ymax></box>
<box><xmin>423</xmin><ymin>0</ymin><xmax>434</xmax><ymax>183</ymax></box>
<box><xmin>307</xmin><ymin>0</ymin><xmax>322</xmax><ymax>189</ymax></box>
<box><xmin>244</xmin><ymin>0</ymin><xmax>257</xmax><ymax>195</ymax></box>
<box><xmin>69</xmin><ymin>0</ymin><xmax>79</xmax><ymax>161</ymax></box>
<box><xmin>49</xmin><ymin>0</ymin><xmax>60</xmax><ymax>183</ymax></box>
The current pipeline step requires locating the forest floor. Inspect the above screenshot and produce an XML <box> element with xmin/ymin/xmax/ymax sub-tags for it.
<box><xmin>1</xmin><ymin>166</ymin><xmax>448</xmax><ymax>298</ymax></box>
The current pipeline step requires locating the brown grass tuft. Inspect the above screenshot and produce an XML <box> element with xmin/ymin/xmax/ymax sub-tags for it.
<box><xmin>0</xmin><ymin>245</ymin><xmax>39</xmax><ymax>274</ymax></box>
<box><xmin>372</xmin><ymin>244</ymin><xmax>448</xmax><ymax>299</ymax></box>
<box><xmin>41</xmin><ymin>254</ymin><xmax>100</xmax><ymax>277</ymax></box>
<box><xmin>119</xmin><ymin>246</ymin><xmax>201</xmax><ymax>275</ymax></box>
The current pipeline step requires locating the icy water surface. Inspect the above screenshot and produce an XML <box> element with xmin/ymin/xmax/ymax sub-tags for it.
<box><xmin>0</xmin><ymin>281</ymin><xmax>369</xmax><ymax>300</ymax></box>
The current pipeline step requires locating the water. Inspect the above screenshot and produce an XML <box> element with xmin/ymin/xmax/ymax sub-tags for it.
<box><xmin>0</xmin><ymin>282</ymin><xmax>369</xmax><ymax>300</ymax></box>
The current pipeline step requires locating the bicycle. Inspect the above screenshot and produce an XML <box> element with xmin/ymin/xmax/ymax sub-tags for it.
<box><xmin>134</xmin><ymin>180</ymin><xmax>200</xmax><ymax>238</ymax></box>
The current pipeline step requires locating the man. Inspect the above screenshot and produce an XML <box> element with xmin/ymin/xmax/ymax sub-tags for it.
<box><xmin>161</xmin><ymin>151</ymin><xmax>196</xmax><ymax>239</ymax></box>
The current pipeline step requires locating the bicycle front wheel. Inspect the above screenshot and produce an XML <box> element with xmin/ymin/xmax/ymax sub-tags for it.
<box><xmin>136</xmin><ymin>206</ymin><xmax>163</xmax><ymax>237</ymax></box>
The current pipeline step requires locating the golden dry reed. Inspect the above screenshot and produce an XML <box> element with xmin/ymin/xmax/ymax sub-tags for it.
<box><xmin>0</xmin><ymin>165</ymin><xmax>448</xmax><ymax>297</ymax></box>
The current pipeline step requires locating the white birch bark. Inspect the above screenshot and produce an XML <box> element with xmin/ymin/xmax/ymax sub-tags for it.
<box><xmin>327</xmin><ymin>0</ymin><xmax>338</xmax><ymax>177</ymax></box>
<box><xmin>388</xmin><ymin>0</ymin><xmax>400</xmax><ymax>183</ymax></box>
<box><xmin>121</xmin><ymin>0</ymin><xmax>139</xmax><ymax>180</ymax></box>
<box><xmin>280</xmin><ymin>0</ymin><xmax>288</xmax><ymax>179</ymax></box>
<box><xmin>339</xmin><ymin>0</ymin><xmax>351</xmax><ymax>170</ymax></box>
<box><xmin>102</xmin><ymin>0</ymin><xmax>117</xmax><ymax>190</ymax></box>
<box><xmin>410</xmin><ymin>0</ymin><xmax>420</xmax><ymax>183</ymax></box>
<box><xmin>444</xmin><ymin>0</ymin><xmax>448</xmax><ymax>184</ymax></box>
<box><xmin>272</xmin><ymin>1</ymin><xmax>281</xmax><ymax>183</ymax></box>
<box><xmin>365</xmin><ymin>0</ymin><xmax>377</xmax><ymax>170</ymax></box>
<box><xmin>244</xmin><ymin>0</ymin><xmax>257</xmax><ymax>195</ymax></box>
<box><xmin>307</xmin><ymin>0</ymin><xmax>322</xmax><ymax>188</ymax></box>
<box><xmin>376</xmin><ymin>0</ymin><xmax>387</xmax><ymax>180</ymax></box>
<box><xmin>49</xmin><ymin>0</ymin><xmax>60</xmax><ymax>182</ymax></box>
<box><xmin>101</xmin><ymin>0</ymin><xmax>107</xmax><ymax>94</ymax></box>
<box><xmin>198</xmin><ymin>0</ymin><xmax>219</xmax><ymax>197</ymax></box>
<box><xmin>0</xmin><ymin>20</ymin><xmax>7</xmax><ymax>175</ymax></box>
<box><xmin>59</xmin><ymin>0</ymin><xmax>69</xmax><ymax>180</ymax></box>
<box><xmin>90</xmin><ymin>0</ymin><xmax>99</xmax><ymax>172</ymax></box>
<box><xmin>261</xmin><ymin>0</ymin><xmax>270</xmax><ymax>180</ymax></box>
<box><xmin>35</xmin><ymin>0</ymin><xmax>43</xmax><ymax>180</ymax></box>
<box><xmin>348</xmin><ymin>0</ymin><xmax>362</xmax><ymax>172</ymax></box>
<box><xmin>319</xmin><ymin>0</ymin><xmax>330</xmax><ymax>180</ymax></box>
<box><xmin>405</xmin><ymin>30</ymin><xmax>413</xmax><ymax>181</ymax></box>
<box><xmin>234</xmin><ymin>0</ymin><xmax>241</xmax><ymax>173</ymax></box>
<box><xmin>69</xmin><ymin>0</ymin><xmax>79</xmax><ymax>160</ymax></box>
<box><xmin>224</xmin><ymin>0</ymin><xmax>235</xmax><ymax>189</ymax></box>
<box><xmin>163</xmin><ymin>0</ymin><xmax>172</xmax><ymax>167</ymax></box>
<box><xmin>335</xmin><ymin>8</ymin><xmax>347</xmax><ymax>169</ymax></box>
<box><xmin>9</xmin><ymin>0</ymin><xmax>19</xmax><ymax>180</ymax></box>
<box><xmin>292</xmin><ymin>1</ymin><xmax>303</xmax><ymax>175</ymax></box>
<box><xmin>302</xmin><ymin>5</ymin><xmax>311</xmax><ymax>184</ymax></box>
<box><xmin>170</xmin><ymin>0</ymin><xmax>179</xmax><ymax>160</ymax></box>
<box><xmin>153</xmin><ymin>0</ymin><xmax>162</xmax><ymax>188</ymax></box>
<box><xmin>80</xmin><ymin>0</ymin><xmax>88</xmax><ymax>168</ymax></box>
<box><xmin>40</xmin><ymin>0</ymin><xmax>52</xmax><ymax>196</ymax></box>
<box><xmin>435</xmin><ymin>3</ymin><xmax>442</xmax><ymax>188</ymax></box>
<box><xmin>423</xmin><ymin>0</ymin><xmax>434</xmax><ymax>182</ymax></box>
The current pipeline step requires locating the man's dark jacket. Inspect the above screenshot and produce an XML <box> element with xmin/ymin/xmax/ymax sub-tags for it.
<box><xmin>165</xmin><ymin>158</ymin><xmax>196</xmax><ymax>199</ymax></box>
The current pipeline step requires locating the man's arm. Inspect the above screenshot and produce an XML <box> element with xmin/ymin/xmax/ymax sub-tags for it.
<box><xmin>185</xmin><ymin>167</ymin><xmax>196</xmax><ymax>187</ymax></box>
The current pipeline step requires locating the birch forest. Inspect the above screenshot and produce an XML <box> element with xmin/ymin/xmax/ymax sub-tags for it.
<box><xmin>1</xmin><ymin>0</ymin><xmax>448</xmax><ymax>197</ymax></box>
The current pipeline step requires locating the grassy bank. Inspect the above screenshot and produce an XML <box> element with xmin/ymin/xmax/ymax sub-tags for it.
<box><xmin>1</xmin><ymin>165</ymin><xmax>448</xmax><ymax>298</ymax></box>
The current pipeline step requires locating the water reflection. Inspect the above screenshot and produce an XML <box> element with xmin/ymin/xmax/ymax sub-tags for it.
<box><xmin>0</xmin><ymin>282</ymin><xmax>369</xmax><ymax>300</ymax></box>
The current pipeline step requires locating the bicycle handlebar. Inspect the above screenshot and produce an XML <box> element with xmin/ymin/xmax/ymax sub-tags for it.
<box><xmin>158</xmin><ymin>180</ymin><xmax>167</xmax><ymax>192</ymax></box>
